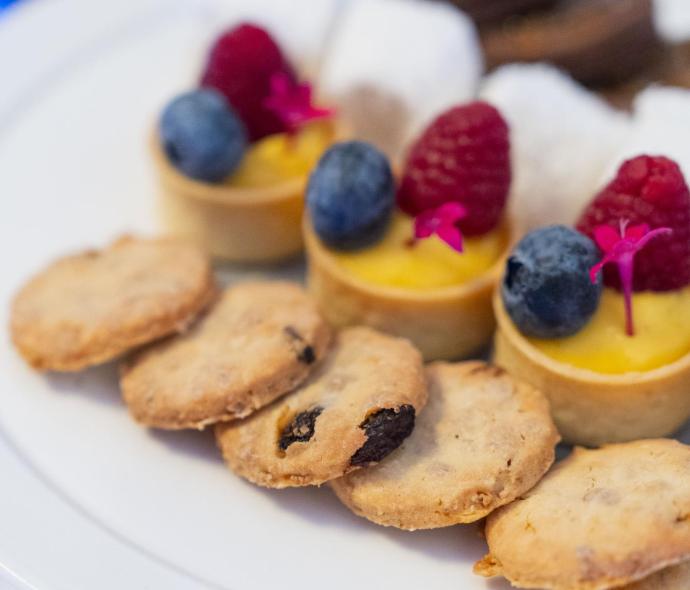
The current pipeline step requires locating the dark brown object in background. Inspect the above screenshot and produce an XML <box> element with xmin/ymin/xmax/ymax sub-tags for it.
<box><xmin>481</xmin><ymin>0</ymin><xmax>663</xmax><ymax>86</ymax></box>
<box><xmin>601</xmin><ymin>41</ymin><xmax>690</xmax><ymax>110</ymax></box>
<box><xmin>443</xmin><ymin>0</ymin><xmax>557</xmax><ymax>25</ymax></box>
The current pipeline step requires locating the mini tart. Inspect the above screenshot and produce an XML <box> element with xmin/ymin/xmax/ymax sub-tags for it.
<box><xmin>493</xmin><ymin>290</ymin><xmax>690</xmax><ymax>447</ymax></box>
<box><xmin>151</xmin><ymin>120</ymin><xmax>345</xmax><ymax>263</ymax></box>
<box><xmin>304</xmin><ymin>216</ymin><xmax>518</xmax><ymax>361</ymax></box>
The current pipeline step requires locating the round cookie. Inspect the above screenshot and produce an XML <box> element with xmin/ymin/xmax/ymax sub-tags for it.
<box><xmin>121</xmin><ymin>282</ymin><xmax>332</xmax><ymax>430</ymax></box>
<box><xmin>330</xmin><ymin>362</ymin><xmax>560</xmax><ymax>530</ymax></box>
<box><xmin>475</xmin><ymin>439</ymin><xmax>690</xmax><ymax>590</ymax></box>
<box><xmin>215</xmin><ymin>326</ymin><xmax>427</xmax><ymax>488</ymax></box>
<box><xmin>10</xmin><ymin>236</ymin><xmax>215</xmax><ymax>372</ymax></box>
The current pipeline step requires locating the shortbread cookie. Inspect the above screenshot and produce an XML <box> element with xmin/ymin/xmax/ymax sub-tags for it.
<box><xmin>331</xmin><ymin>362</ymin><xmax>559</xmax><ymax>530</ymax></box>
<box><xmin>121</xmin><ymin>282</ymin><xmax>331</xmax><ymax>429</ymax></box>
<box><xmin>11</xmin><ymin>236</ymin><xmax>215</xmax><ymax>371</ymax></box>
<box><xmin>215</xmin><ymin>327</ymin><xmax>427</xmax><ymax>488</ymax></box>
<box><xmin>475</xmin><ymin>439</ymin><xmax>690</xmax><ymax>590</ymax></box>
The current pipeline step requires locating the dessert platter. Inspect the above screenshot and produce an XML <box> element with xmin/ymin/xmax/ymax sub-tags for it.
<box><xmin>3</xmin><ymin>1</ymin><xmax>690</xmax><ymax>589</ymax></box>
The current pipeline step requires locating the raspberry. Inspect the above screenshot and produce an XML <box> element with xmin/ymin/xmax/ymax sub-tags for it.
<box><xmin>577</xmin><ymin>155</ymin><xmax>690</xmax><ymax>291</ymax></box>
<box><xmin>200</xmin><ymin>23</ymin><xmax>296</xmax><ymax>141</ymax></box>
<box><xmin>397</xmin><ymin>101</ymin><xmax>511</xmax><ymax>236</ymax></box>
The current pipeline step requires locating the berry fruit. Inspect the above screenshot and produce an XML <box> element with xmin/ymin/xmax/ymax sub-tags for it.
<box><xmin>307</xmin><ymin>141</ymin><xmax>395</xmax><ymax>250</ymax></box>
<box><xmin>160</xmin><ymin>89</ymin><xmax>247</xmax><ymax>183</ymax></box>
<box><xmin>200</xmin><ymin>23</ymin><xmax>296</xmax><ymax>141</ymax></box>
<box><xmin>397</xmin><ymin>101</ymin><xmax>511</xmax><ymax>236</ymax></box>
<box><xmin>502</xmin><ymin>226</ymin><xmax>602</xmax><ymax>339</ymax></box>
<box><xmin>577</xmin><ymin>155</ymin><xmax>690</xmax><ymax>291</ymax></box>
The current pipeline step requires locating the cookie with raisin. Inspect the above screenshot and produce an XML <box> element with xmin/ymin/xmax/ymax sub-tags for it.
<box><xmin>215</xmin><ymin>326</ymin><xmax>427</xmax><ymax>487</ymax></box>
<box><xmin>331</xmin><ymin>361</ymin><xmax>559</xmax><ymax>530</ymax></box>
<box><xmin>121</xmin><ymin>282</ymin><xmax>331</xmax><ymax>429</ymax></box>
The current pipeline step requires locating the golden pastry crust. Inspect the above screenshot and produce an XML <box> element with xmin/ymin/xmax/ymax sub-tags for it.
<box><xmin>476</xmin><ymin>439</ymin><xmax>690</xmax><ymax>590</ymax></box>
<box><xmin>121</xmin><ymin>282</ymin><xmax>331</xmax><ymax>430</ymax></box>
<box><xmin>10</xmin><ymin>236</ymin><xmax>215</xmax><ymax>372</ymax></box>
<box><xmin>153</xmin><ymin>119</ymin><xmax>346</xmax><ymax>263</ymax></box>
<box><xmin>304</xmin><ymin>217</ymin><xmax>517</xmax><ymax>361</ymax></box>
<box><xmin>215</xmin><ymin>326</ymin><xmax>427</xmax><ymax>488</ymax></box>
<box><xmin>493</xmin><ymin>291</ymin><xmax>690</xmax><ymax>446</ymax></box>
<box><xmin>330</xmin><ymin>361</ymin><xmax>559</xmax><ymax>530</ymax></box>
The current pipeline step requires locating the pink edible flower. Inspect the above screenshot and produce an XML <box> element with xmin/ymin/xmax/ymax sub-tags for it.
<box><xmin>413</xmin><ymin>202</ymin><xmax>467</xmax><ymax>253</ymax></box>
<box><xmin>589</xmin><ymin>219</ymin><xmax>672</xmax><ymax>336</ymax></box>
<box><xmin>263</xmin><ymin>72</ymin><xmax>334</xmax><ymax>134</ymax></box>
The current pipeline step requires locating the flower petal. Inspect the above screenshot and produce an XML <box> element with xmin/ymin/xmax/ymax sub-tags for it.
<box><xmin>624</xmin><ymin>223</ymin><xmax>650</xmax><ymax>243</ymax></box>
<box><xmin>589</xmin><ymin>220</ymin><xmax>673</xmax><ymax>336</ymax></box>
<box><xmin>414</xmin><ymin>211</ymin><xmax>436</xmax><ymax>239</ymax></box>
<box><xmin>263</xmin><ymin>73</ymin><xmax>334</xmax><ymax>131</ymax></box>
<box><xmin>589</xmin><ymin>259</ymin><xmax>606</xmax><ymax>284</ymax></box>
<box><xmin>437</xmin><ymin>224</ymin><xmax>464</xmax><ymax>252</ymax></box>
<box><xmin>436</xmin><ymin>202</ymin><xmax>467</xmax><ymax>224</ymax></box>
<box><xmin>593</xmin><ymin>225</ymin><xmax>621</xmax><ymax>252</ymax></box>
<box><xmin>634</xmin><ymin>226</ymin><xmax>672</xmax><ymax>250</ymax></box>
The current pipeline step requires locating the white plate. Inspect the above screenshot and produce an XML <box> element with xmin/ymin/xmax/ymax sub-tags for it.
<box><xmin>0</xmin><ymin>2</ymin><xmax>493</xmax><ymax>589</ymax></box>
<box><xmin>1</xmin><ymin>2</ymin><xmax>688</xmax><ymax>589</ymax></box>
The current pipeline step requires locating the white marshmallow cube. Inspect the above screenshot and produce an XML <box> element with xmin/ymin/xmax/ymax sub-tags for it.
<box><xmin>480</xmin><ymin>63</ymin><xmax>631</xmax><ymax>230</ymax></box>
<box><xmin>319</xmin><ymin>0</ymin><xmax>483</xmax><ymax>160</ymax></box>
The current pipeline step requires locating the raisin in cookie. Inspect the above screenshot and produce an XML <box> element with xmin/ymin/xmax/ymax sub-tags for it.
<box><xmin>215</xmin><ymin>326</ymin><xmax>427</xmax><ymax>488</ymax></box>
<box><xmin>10</xmin><ymin>236</ymin><xmax>215</xmax><ymax>371</ymax></box>
<box><xmin>475</xmin><ymin>439</ymin><xmax>690</xmax><ymax>590</ymax></box>
<box><xmin>331</xmin><ymin>362</ymin><xmax>559</xmax><ymax>530</ymax></box>
<box><xmin>121</xmin><ymin>282</ymin><xmax>331</xmax><ymax>429</ymax></box>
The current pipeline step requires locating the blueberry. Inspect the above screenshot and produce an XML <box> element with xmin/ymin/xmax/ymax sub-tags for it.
<box><xmin>306</xmin><ymin>141</ymin><xmax>395</xmax><ymax>250</ymax></box>
<box><xmin>501</xmin><ymin>225</ymin><xmax>603</xmax><ymax>339</ymax></box>
<box><xmin>160</xmin><ymin>89</ymin><xmax>247</xmax><ymax>183</ymax></box>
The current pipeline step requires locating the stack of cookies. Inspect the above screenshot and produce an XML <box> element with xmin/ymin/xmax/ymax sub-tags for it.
<box><xmin>10</xmin><ymin>235</ymin><xmax>690</xmax><ymax>589</ymax></box>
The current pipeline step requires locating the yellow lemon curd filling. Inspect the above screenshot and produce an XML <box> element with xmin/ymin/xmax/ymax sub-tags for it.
<box><xmin>331</xmin><ymin>212</ymin><xmax>508</xmax><ymax>290</ymax></box>
<box><xmin>228</xmin><ymin>122</ymin><xmax>333</xmax><ymax>188</ymax></box>
<box><xmin>529</xmin><ymin>287</ymin><xmax>690</xmax><ymax>374</ymax></box>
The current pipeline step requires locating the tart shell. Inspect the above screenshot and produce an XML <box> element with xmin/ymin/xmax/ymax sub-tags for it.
<box><xmin>151</xmin><ymin>121</ymin><xmax>344</xmax><ymax>263</ymax></box>
<box><xmin>304</xmin><ymin>217</ymin><xmax>517</xmax><ymax>361</ymax></box>
<box><xmin>492</xmin><ymin>290</ymin><xmax>690</xmax><ymax>446</ymax></box>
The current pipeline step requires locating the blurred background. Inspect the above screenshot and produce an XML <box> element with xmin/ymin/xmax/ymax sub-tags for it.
<box><xmin>3</xmin><ymin>0</ymin><xmax>690</xmax><ymax>260</ymax></box>
<box><xmin>3</xmin><ymin>0</ymin><xmax>690</xmax><ymax>247</ymax></box>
